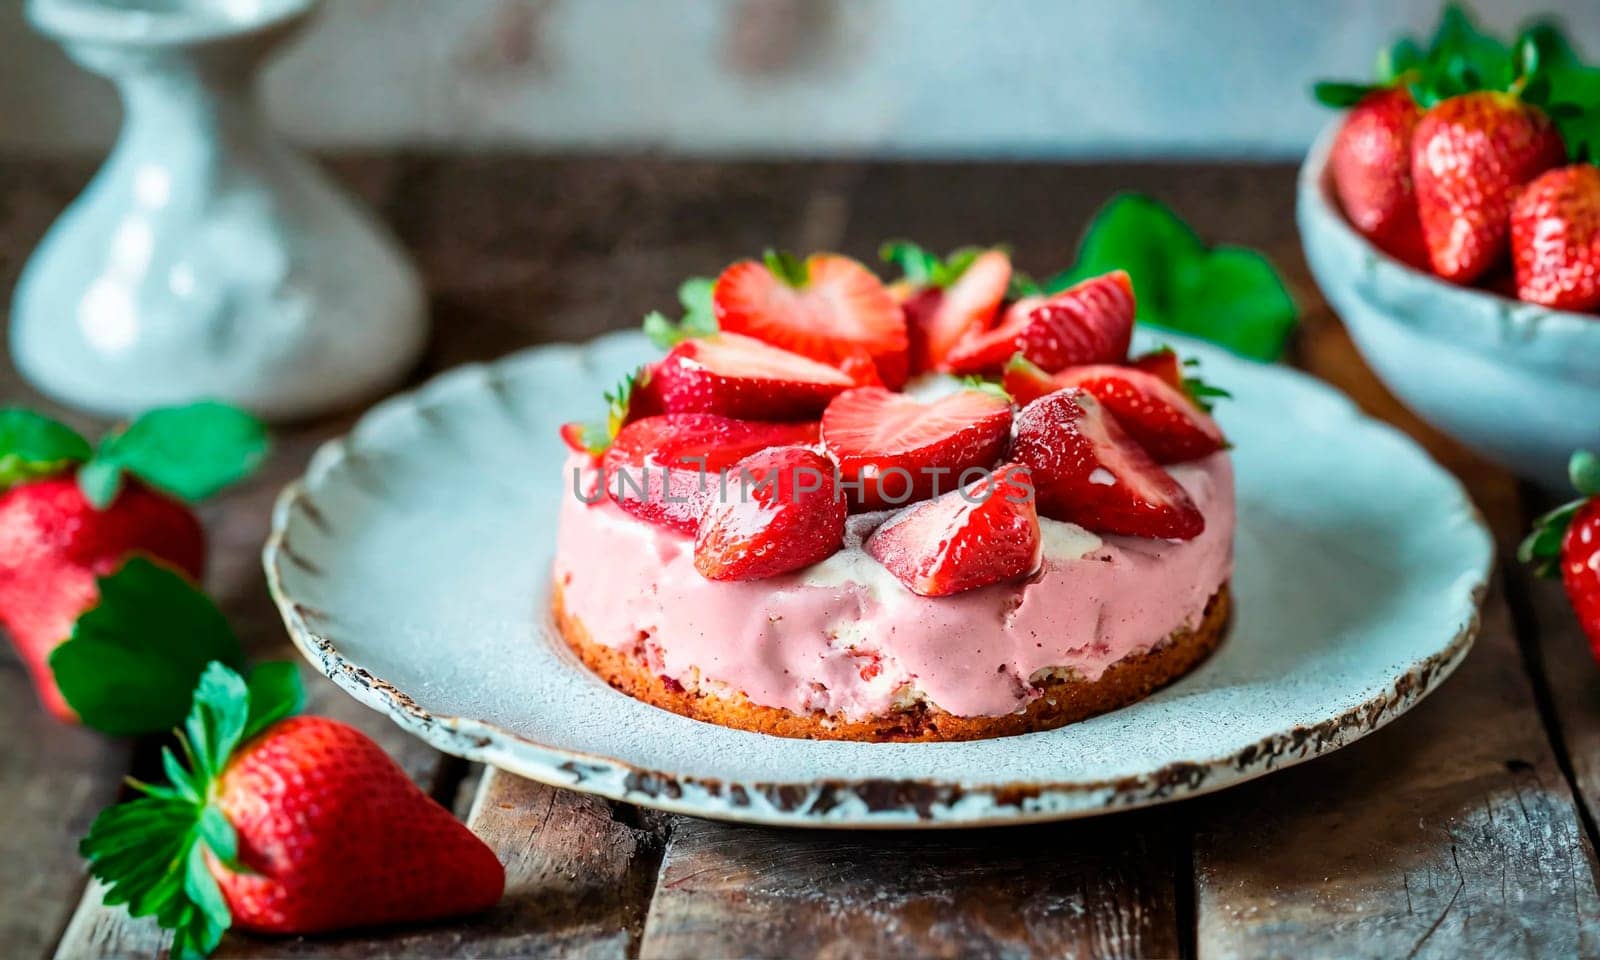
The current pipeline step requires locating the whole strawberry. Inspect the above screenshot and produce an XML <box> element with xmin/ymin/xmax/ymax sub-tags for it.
<box><xmin>1522</xmin><ymin>450</ymin><xmax>1600</xmax><ymax>659</ymax></box>
<box><xmin>82</xmin><ymin>662</ymin><xmax>505</xmax><ymax>958</ymax></box>
<box><xmin>1510</xmin><ymin>164</ymin><xmax>1600</xmax><ymax>311</ymax></box>
<box><xmin>1411</xmin><ymin>91</ymin><xmax>1565</xmax><ymax>283</ymax></box>
<box><xmin>1329</xmin><ymin>88</ymin><xmax>1431</xmax><ymax>268</ymax></box>
<box><xmin>0</xmin><ymin>404</ymin><xmax>266</xmax><ymax>719</ymax></box>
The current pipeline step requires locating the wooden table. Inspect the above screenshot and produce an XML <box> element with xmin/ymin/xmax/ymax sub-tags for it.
<box><xmin>3</xmin><ymin>156</ymin><xmax>1598</xmax><ymax>959</ymax></box>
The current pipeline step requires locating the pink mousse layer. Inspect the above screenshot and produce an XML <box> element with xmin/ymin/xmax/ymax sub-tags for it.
<box><xmin>553</xmin><ymin>453</ymin><xmax>1234</xmax><ymax>720</ymax></box>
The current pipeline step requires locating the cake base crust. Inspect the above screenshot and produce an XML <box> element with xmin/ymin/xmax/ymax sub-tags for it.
<box><xmin>553</xmin><ymin>581</ymin><xmax>1231</xmax><ymax>743</ymax></box>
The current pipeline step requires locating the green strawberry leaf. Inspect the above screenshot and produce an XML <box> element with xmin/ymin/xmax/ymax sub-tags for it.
<box><xmin>1044</xmin><ymin>193</ymin><xmax>1296</xmax><ymax>361</ymax></box>
<box><xmin>1520</xmin><ymin>452</ymin><xmax>1600</xmax><ymax>579</ymax></box>
<box><xmin>958</xmin><ymin>376</ymin><xmax>1011</xmax><ymax>403</ymax></box>
<box><xmin>80</xmin><ymin>660</ymin><xmax>298</xmax><ymax>960</ymax></box>
<box><xmin>1377</xmin><ymin>37</ymin><xmax>1426</xmax><ymax>84</ymax></box>
<box><xmin>243</xmin><ymin>661</ymin><xmax>305</xmax><ymax>741</ymax></box>
<box><xmin>83</xmin><ymin>402</ymin><xmax>268</xmax><ymax>509</ymax></box>
<box><xmin>879</xmin><ymin>240</ymin><xmax>943</xmax><ymax>286</ymax></box>
<box><xmin>1572</xmin><ymin>449</ymin><xmax>1600</xmax><ymax>496</ymax></box>
<box><xmin>50</xmin><ymin>557</ymin><xmax>244</xmax><ymax>735</ymax></box>
<box><xmin>879</xmin><ymin>240</ymin><xmax>993</xmax><ymax>289</ymax></box>
<box><xmin>763</xmin><ymin>249</ymin><xmax>809</xmax><ymax>287</ymax></box>
<box><xmin>642</xmin><ymin>278</ymin><xmax>718</xmax><ymax>349</ymax></box>
<box><xmin>1312</xmin><ymin>81</ymin><xmax>1378</xmax><ymax>108</ymax></box>
<box><xmin>0</xmin><ymin>408</ymin><xmax>92</xmax><ymax>490</ymax></box>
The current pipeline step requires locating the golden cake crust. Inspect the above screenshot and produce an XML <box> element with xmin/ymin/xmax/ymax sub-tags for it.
<box><xmin>553</xmin><ymin>580</ymin><xmax>1230</xmax><ymax>743</ymax></box>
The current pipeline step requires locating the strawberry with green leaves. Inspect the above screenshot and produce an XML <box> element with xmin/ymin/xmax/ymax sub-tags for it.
<box><xmin>1522</xmin><ymin>451</ymin><xmax>1600</xmax><ymax>659</ymax></box>
<box><xmin>81</xmin><ymin>660</ymin><xmax>504</xmax><ymax>958</ymax></box>
<box><xmin>558</xmin><ymin>367</ymin><xmax>661</xmax><ymax>459</ymax></box>
<box><xmin>880</xmin><ymin>242</ymin><xmax>1015</xmax><ymax>374</ymax></box>
<box><xmin>0</xmin><ymin>403</ymin><xmax>266</xmax><ymax>720</ymax></box>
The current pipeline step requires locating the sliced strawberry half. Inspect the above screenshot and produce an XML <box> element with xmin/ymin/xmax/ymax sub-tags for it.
<box><xmin>820</xmin><ymin>387</ymin><xmax>1012</xmax><ymax>510</ymax></box>
<box><xmin>1000</xmin><ymin>353</ymin><xmax>1060</xmax><ymax>407</ymax></box>
<box><xmin>712</xmin><ymin>252</ymin><xmax>907</xmax><ymax>374</ymax></box>
<box><xmin>695</xmin><ymin>446</ymin><xmax>846</xmax><ymax>580</ymax></box>
<box><xmin>916</xmin><ymin>249</ymin><xmax>1011</xmax><ymax>372</ymax></box>
<box><xmin>1011</xmin><ymin>388</ymin><xmax>1203</xmax><ymax>539</ymax></box>
<box><xmin>602</xmin><ymin>414</ymin><xmax>820</xmax><ymax>534</ymax></box>
<box><xmin>945</xmin><ymin>271</ymin><xmax>1135</xmax><ymax>375</ymax></box>
<box><xmin>654</xmin><ymin>332</ymin><xmax>854</xmax><ymax>421</ymax></box>
<box><xmin>865</xmin><ymin>463</ymin><xmax>1040</xmax><ymax>596</ymax></box>
<box><xmin>1054</xmin><ymin>365</ymin><xmax>1227</xmax><ymax>464</ymax></box>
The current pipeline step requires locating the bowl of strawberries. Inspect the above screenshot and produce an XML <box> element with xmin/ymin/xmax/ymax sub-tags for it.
<box><xmin>1297</xmin><ymin>8</ymin><xmax>1600</xmax><ymax>490</ymax></box>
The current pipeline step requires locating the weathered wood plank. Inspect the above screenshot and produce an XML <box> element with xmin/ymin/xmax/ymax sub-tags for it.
<box><xmin>1193</xmin><ymin>581</ymin><xmax>1600</xmax><ymax>958</ymax></box>
<box><xmin>1511</xmin><ymin>559</ymin><xmax>1600</xmax><ymax>867</ymax></box>
<box><xmin>638</xmin><ymin>812</ymin><xmax>1180</xmax><ymax>960</ymax></box>
<box><xmin>0</xmin><ymin>664</ymin><xmax>132</xmax><ymax>960</ymax></box>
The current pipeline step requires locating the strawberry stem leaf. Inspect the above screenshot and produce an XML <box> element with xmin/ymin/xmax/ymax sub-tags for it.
<box><xmin>763</xmin><ymin>249</ymin><xmax>809</xmax><ymax>287</ymax></box>
<box><xmin>51</xmin><ymin>557</ymin><xmax>246</xmax><ymax>736</ymax></box>
<box><xmin>642</xmin><ymin>278</ymin><xmax>718</xmax><ymax>349</ymax></box>
<box><xmin>84</xmin><ymin>402</ymin><xmax>269</xmax><ymax>507</ymax></box>
<box><xmin>0</xmin><ymin>408</ymin><xmax>92</xmax><ymax>491</ymax></box>
<box><xmin>879</xmin><ymin>240</ymin><xmax>996</xmax><ymax>289</ymax></box>
<box><xmin>80</xmin><ymin>660</ymin><xmax>302</xmax><ymax>960</ymax></box>
<box><xmin>1572</xmin><ymin>450</ymin><xmax>1600</xmax><ymax>496</ymax></box>
<box><xmin>1312</xmin><ymin>81</ymin><xmax>1377</xmax><ymax>108</ymax></box>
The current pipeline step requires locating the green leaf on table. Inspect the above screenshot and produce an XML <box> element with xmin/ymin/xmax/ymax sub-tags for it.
<box><xmin>81</xmin><ymin>402</ymin><xmax>268</xmax><ymax>509</ymax></box>
<box><xmin>0</xmin><ymin>408</ymin><xmax>91</xmax><ymax>490</ymax></box>
<box><xmin>1042</xmin><ymin>193</ymin><xmax>1296</xmax><ymax>362</ymax></box>
<box><xmin>50</xmin><ymin>557</ymin><xmax>244</xmax><ymax>735</ymax></box>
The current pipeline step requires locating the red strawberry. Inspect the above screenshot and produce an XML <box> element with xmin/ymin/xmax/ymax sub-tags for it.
<box><xmin>81</xmin><ymin>663</ymin><xmax>504</xmax><ymax>957</ymax></box>
<box><xmin>1411</xmin><ymin>92</ymin><xmax>1566</xmax><ymax>283</ymax></box>
<box><xmin>945</xmin><ymin>271</ymin><xmax>1134</xmax><ymax>374</ymax></box>
<box><xmin>1329</xmin><ymin>88</ymin><xmax>1430</xmax><ymax>268</ymax></box>
<box><xmin>1129</xmin><ymin>347</ymin><xmax>1185</xmax><ymax>391</ymax></box>
<box><xmin>865</xmin><ymin>463</ymin><xmax>1040</xmax><ymax>596</ymax></box>
<box><xmin>820</xmin><ymin>387</ymin><xmax>1012</xmax><ymax>510</ymax></box>
<box><xmin>915</xmin><ymin>249</ymin><xmax>1012</xmax><ymax>371</ymax></box>
<box><xmin>839</xmin><ymin>352</ymin><xmax>886</xmax><ymax>387</ymax></box>
<box><xmin>1000</xmin><ymin>353</ymin><xmax>1061</xmax><ymax>406</ymax></box>
<box><xmin>1010</xmin><ymin>388</ymin><xmax>1203</xmax><ymax>539</ymax></box>
<box><xmin>898</xmin><ymin>286</ymin><xmax>943</xmax><ymax>376</ymax></box>
<box><xmin>214</xmin><ymin>716</ymin><xmax>503</xmax><ymax>933</ymax></box>
<box><xmin>1511</xmin><ymin>164</ymin><xmax>1600</xmax><ymax>311</ymax></box>
<box><xmin>1053</xmin><ymin>364</ymin><xmax>1227</xmax><ymax>463</ymax></box>
<box><xmin>0</xmin><ymin>475</ymin><xmax>203</xmax><ymax>719</ymax></box>
<box><xmin>1522</xmin><ymin>450</ymin><xmax>1600</xmax><ymax>658</ymax></box>
<box><xmin>0</xmin><ymin>404</ymin><xmax>264</xmax><ymax>720</ymax></box>
<box><xmin>654</xmin><ymin>332</ymin><xmax>855</xmax><ymax>421</ymax></box>
<box><xmin>602</xmin><ymin>414</ymin><xmax>819</xmax><ymax>534</ymax></box>
<box><xmin>712</xmin><ymin>252</ymin><xmax>907</xmax><ymax>375</ymax></box>
<box><xmin>694</xmin><ymin>446</ymin><xmax>846</xmax><ymax>580</ymax></box>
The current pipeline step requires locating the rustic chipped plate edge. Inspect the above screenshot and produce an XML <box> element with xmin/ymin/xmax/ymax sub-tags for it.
<box><xmin>263</xmin><ymin>332</ymin><xmax>1491</xmax><ymax>829</ymax></box>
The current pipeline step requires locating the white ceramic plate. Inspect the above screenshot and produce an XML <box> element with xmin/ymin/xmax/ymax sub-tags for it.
<box><xmin>265</xmin><ymin>331</ymin><xmax>1492</xmax><ymax>828</ymax></box>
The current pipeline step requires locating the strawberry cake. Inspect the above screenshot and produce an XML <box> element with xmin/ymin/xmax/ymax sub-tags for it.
<box><xmin>554</xmin><ymin>246</ymin><xmax>1233</xmax><ymax>742</ymax></box>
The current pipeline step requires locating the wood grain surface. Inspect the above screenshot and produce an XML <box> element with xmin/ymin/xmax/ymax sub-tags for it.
<box><xmin>2</xmin><ymin>155</ymin><xmax>1596</xmax><ymax>960</ymax></box>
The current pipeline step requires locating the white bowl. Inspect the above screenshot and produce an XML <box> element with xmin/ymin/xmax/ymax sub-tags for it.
<box><xmin>1297</xmin><ymin>120</ymin><xmax>1600</xmax><ymax>492</ymax></box>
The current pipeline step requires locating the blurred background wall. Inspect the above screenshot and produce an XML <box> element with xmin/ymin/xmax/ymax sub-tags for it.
<box><xmin>2</xmin><ymin>0</ymin><xmax>1597</xmax><ymax>158</ymax></box>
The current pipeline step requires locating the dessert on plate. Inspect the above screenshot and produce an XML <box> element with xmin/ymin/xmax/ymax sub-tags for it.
<box><xmin>554</xmin><ymin>246</ymin><xmax>1234</xmax><ymax>742</ymax></box>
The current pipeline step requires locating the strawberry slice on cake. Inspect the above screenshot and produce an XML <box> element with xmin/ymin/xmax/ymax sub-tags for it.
<box><xmin>1003</xmin><ymin>356</ymin><xmax>1227</xmax><ymax>464</ymax></box>
<box><xmin>821</xmin><ymin>386</ymin><xmax>1012</xmax><ymax>510</ymax></box>
<box><xmin>1011</xmin><ymin>387</ymin><xmax>1204</xmax><ymax>540</ymax></box>
<box><xmin>654</xmin><ymin>332</ymin><xmax>855</xmax><ymax>421</ymax></box>
<box><xmin>713</xmin><ymin>251</ymin><xmax>908</xmax><ymax>385</ymax></box>
<box><xmin>601</xmin><ymin>414</ymin><xmax>819</xmax><ymax>534</ymax></box>
<box><xmin>865</xmin><ymin>463</ymin><xmax>1041</xmax><ymax>596</ymax></box>
<box><xmin>945</xmin><ymin>270</ymin><xmax>1135</xmax><ymax>374</ymax></box>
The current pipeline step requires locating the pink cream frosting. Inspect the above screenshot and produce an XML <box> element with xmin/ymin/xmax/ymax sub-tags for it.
<box><xmin>554</xmin><ymin>453</ymin><xmax>1234</xmax><ymax>720</ymax></box>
